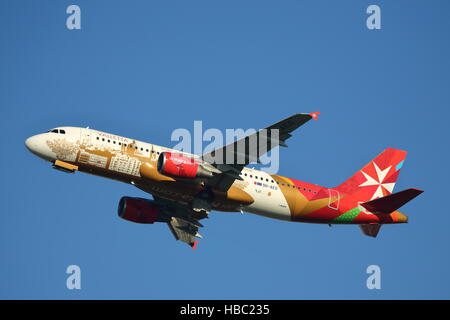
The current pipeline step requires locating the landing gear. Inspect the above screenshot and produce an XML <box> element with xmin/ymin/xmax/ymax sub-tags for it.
<box><xmin>192</xmin><ymin>188</ymin><xmax>214</xmax><ymax>215</ymax></box>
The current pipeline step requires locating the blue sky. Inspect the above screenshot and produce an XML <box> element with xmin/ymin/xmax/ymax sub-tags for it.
<box><xmin>1</xmin><ymin>0</ymin><xmax>449</xmax><ymax>299</ymax></box>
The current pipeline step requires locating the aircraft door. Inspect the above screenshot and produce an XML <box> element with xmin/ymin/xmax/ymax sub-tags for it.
<box><xmin>328</xmin><ymin>189</ymin><xmax>340</xmax><ymax>210</ymax></box>
<box><xmin>80</xmin><ymin>128</ymin><xmax>91</xmax><ymax>147</ymax></box>
<box><xmin>150</xmin><ymin>145</ymin><xmax>158</xmax><ymax>161</ymax></box>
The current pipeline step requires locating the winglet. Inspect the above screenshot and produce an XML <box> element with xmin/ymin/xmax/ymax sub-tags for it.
<box><xmin>309</xmin><ymin>112</ymin><xmax>320</xmax><ymax>120</ymax></box>
<box><xmin>191</xmin><ymin>241</ymin><xmax>199</xmax><ymax>250</ymax></box>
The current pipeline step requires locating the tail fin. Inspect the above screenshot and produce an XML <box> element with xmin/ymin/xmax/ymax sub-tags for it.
<box><xmin>336</xmin><ymin>148</ymin><xmax>407</xmax><ymax>202</ymax></box>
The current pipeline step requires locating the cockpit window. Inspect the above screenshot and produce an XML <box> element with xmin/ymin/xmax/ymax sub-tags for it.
<box><xmin>46</xmin><ymin>129</ymin><xmax>66</xmax><ymax>134</ymax></box>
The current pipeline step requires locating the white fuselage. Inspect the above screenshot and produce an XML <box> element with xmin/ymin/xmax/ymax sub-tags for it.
<box><xmin>25</xmin><ymin>127</ymin><xmax>292</xmax><ymax>221</ymax></box>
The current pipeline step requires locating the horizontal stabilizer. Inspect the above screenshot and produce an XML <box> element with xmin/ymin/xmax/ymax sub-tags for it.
<box><xmin>361</xmin><ymin>188</ymin><xmax>423</xmax><ymax>214</ymax></box>
<box><xmin>359</xmin><ymin>224</ymin><xmax>381</xmax><ymax>237</ymax></box>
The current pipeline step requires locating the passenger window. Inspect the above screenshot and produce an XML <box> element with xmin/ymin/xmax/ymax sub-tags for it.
<box><xmin>102</xmin><ymin>138</ymin><xmax>105</xmax><ymax>141</ymax></box>
<box><xmin>113</xmin><ymin>141</ymin><xmax>116</xmax><ymax>144</ymax></box>
<box><xmin>108</xmin><ymin>140</ymin><xmax>110</xmax><ymax>143</ymax></box>
<box><xmin>96</xmin><ymin>137</ymin><xmax>99</xmax><ymax>140</ymax></box>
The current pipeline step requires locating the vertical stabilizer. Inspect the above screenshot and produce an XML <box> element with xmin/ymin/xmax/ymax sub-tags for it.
<box><xmin>336</xmin><ymin>148</ymin><xmax>407</xmax><ymax>202</ymax></box>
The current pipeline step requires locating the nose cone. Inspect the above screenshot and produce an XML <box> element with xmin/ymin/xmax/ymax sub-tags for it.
<box><xmin>25</xmin><ymin>136</ymin><xmax>36</xmax><ymax>151</ymax></box>
<box><xmin>25</xmin><ymin>136</ymin><xmax>38</xmax><ymax>153</ymax></box>
<box><xmin>25</xmin><ymin>134</ymin><xmax>55</xmax><ymax>161</ymax></box>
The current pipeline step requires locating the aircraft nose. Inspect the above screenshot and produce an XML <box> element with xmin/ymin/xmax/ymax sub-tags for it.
<box><xmin>25</xmin><ymin>134</ymin><xmax>56</xmax><ymax>161</ymax></box>
<box><xmin>25</xmin><ymin>136</ymin><xmax>38</xmax><ymax>152</ymax></box>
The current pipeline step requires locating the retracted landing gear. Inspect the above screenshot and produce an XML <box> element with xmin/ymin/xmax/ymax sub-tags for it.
<box><xmin>192</xmin><ymin>188</ymin><xmax>214</xmax><ymax>215</ymax></box>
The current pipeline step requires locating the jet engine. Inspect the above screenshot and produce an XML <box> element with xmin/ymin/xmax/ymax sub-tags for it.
<box><xmin>157</xmin><ymin>152</ymin><xmax>214</xmax><ymax>179</ymax></box>
<box><xmin>118</xmin><ymin>197</ymin><xmax>170</xmax><ymax>224</ymax></box>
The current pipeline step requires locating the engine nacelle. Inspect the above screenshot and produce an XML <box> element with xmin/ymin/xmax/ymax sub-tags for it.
<box><xmin>118</xmin><ymin>197</ymin><xmax>170</xmax><ymax>224</ymax></box>
<box><xmin>157</xmin><ymin>152</ymin><xmax>213</xmax><ymax>179</ymax></box>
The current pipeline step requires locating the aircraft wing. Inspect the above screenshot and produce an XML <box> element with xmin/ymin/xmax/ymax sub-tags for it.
<box><xmin>152</xmin><ymin>197</ymin><xmax>204</xmax><ymax>248</ymax></box>
<box><xmin>201</xmin><ymin>112</ymin><xmax>320</xmax><ymax>191</ymax></box>
<box><xmin>167</xmin><ymin>217</ymin><xmax>202</xmax><ymax>249</ymax></box>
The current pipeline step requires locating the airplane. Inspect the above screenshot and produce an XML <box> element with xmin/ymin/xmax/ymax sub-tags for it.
<box><xmin>25</xmin><ymin>113</ymin><xmax>423</xmax><ymax>248</ymax></box>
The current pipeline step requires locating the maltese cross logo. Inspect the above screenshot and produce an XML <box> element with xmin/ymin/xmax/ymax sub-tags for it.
<box><xmin>359</xmin><ymin>162</ymin><xmax>395</xmax><ymax>200</ymax></box>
